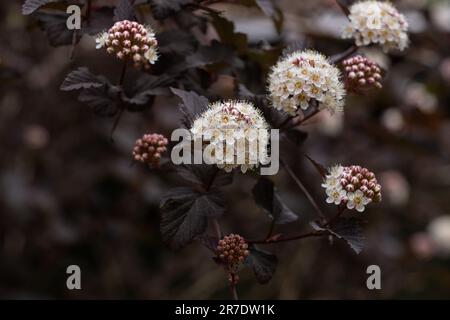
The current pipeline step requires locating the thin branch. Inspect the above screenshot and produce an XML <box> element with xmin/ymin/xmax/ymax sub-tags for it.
<box><xmin>69</xmin><ymin>29</ymin><xmax>78</xmax><ymax>60</ymax></box>
<box><xmin>280</xmin><ymin>101</ymin><xmax>321</xmax><ymax>131</ymax></box>
<box><xmin>188</xmin><ymin>3</ymin><xmax>222</xmax><ymax>14</ymax></box>
<box><xmin>229</xmin><ymin>276</ymin><xmax>239</xmax><ymax>300</ymax></box>
<box><xmin>212</xmin><ymin>219</ymin><xmax>222</xmax><ymax>239</ymax></box>
<box><xmin>201</xmin><ymin>0</ymin><xmax>227</xmax><ymax>5</ymax></box>
<box><xmin>297</xmin><ymin>108</ymin><xmax>321</xmax><ymax>125</ymax></box>
<box><xmin>335</xmin><ymin>0</ymin><xmax>350</xmax><ymax>17</ymax></box>
<box><xmin>330</xmin><ymin>45</ymin><xmax>358</xmax><ymax>64</ymax></box>
<box><xmin>265</xmin><ymin>220</ymin><xmax>275</xmax><ymax>239</ymax></box>
<box><xmin>248</xmin><ymin>230</ymin><xmax>326</xmax><ymax>245</ymax></box>
<box><xmin>110</xmin><ymin>61</ymin><xmax>128</xmax><ymax>140</ymax></box>
<box><xmin>118</xmin><ymin>60</ymin><xmax>128</xmax><ymax>86</ymax></box>
<box><xmin>280</xmin><ymin>159</ymin><xmax>327</xmax><ymax>223</ymax></box>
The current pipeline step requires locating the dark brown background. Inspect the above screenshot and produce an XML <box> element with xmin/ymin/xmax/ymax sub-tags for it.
<box><xmin>0</xmin><ymin>0</ymin><xmax>449</xmax><ymax>299</ymax></box>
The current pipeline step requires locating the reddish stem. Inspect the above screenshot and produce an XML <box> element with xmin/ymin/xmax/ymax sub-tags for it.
<box><xmin>248</xmin><ymin>230</ymin><xmax>325</xmax><ymax>245</ymax></box>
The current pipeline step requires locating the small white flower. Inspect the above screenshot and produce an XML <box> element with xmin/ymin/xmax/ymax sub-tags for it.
<box><xmin>342</xmin><ymin>1</ymin><xmax>409</xmax><ymax>52</ymax></box>
<box><xmin>190</xmin><ymin>101</ymin><xmax>270</xmax><ymax>174</ymax></box>
<box><xmin>95</xmin><ymin>32</ymin><xmax>108</xmax><ymax>49</ymax></box>
<box><xmin>144</xmin><ymin>48</ymin><xmax>158</xmax><ymax>64</ymax></box>
<box><xmin>326</xmin><ymin>187</ymin><xmax>347</xmax><ymax>205</ymax></box>
<box><xmin>346</xmin><ymin>190</ymin><xmax>371</xmax><ymax>212</ymax></box>
<box><xmin>328</xmin><ymin>164</ymin><xmax>344</xmax><ymax>178</ymax></box>
<box><xmin>322</xmin><ymin>164</ymin><xmax>381</xmax><ymax>211</ymax></box>
<box><xmin>268</xmin><ymin>50</ymin><xmax>345</xmax><ymax>115</ymax></box>
<box><xmin>321</xmin><ymin>176</ymin><xmax>340</xmax><ymax>189</ymax></box>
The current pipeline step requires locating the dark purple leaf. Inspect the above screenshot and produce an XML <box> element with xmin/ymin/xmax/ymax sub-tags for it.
<box><xmin>160</xmin><ymin>187</ymin><xmax>225</xmax><ymax>250</ymax></box>
<box><xmin>78</xmin><ymin>85</ymin><xmax>121</xmax><ymax>117</ymax></box>
<box><xmin>114</xmin><ymin>0</ymin><xmax>136</xmax><ymax>22</ymax></box>
<box><xmin>157</xmin><ymin>30</ymin><xmax>196</xmax><ymax>55</ymax></box>
<box><xmin>210</xmin><ymin>13</ymin><xmax>248</xmax><ymax>54</ymax></box>
<box><xmin>176</xmin><ymin>165</ymin><xmax>233</xmax><ymax>190</ymax></box>
<box><xmin>246</xmin><ymin>246</ymin><xmax>278</xmax><ymax>284</ymax></box>
<box><xmin>240</xmin><ymin>91</ymin><xmax>283</xmax><ymax>128</ymax></box>
<box><xmin>122</xmin><ymin>74</ymin><xmax>172</xmax><ymax>107</ymax></box>
<box><xmin>60</xmin><ymin>67</ymin><xmax>104</xmax><ymax>91</ymax></box>
<box><xmin>170</xmin><ymin>88</ymin><xmax>209</xmax><ymax>127</ymax></box>
<box><xmin>184</xmin><ymin>41</ymin><xmax>236</xmax><ymax>69</ymax></box>
<box><xmin>22</xmin><ymin>0</ymin><xmax>54</xmax><ymax>15</ymax></box>
<box><xmin>198</xmin><ymin>234</ymin><xmax>219</xmax><ymax>252</ymax></box>
<box><xmin>309</xmin><ymin>218</ymin><xmax>365</xmax><ymax>254</ymax></box>
<box><xmin>35</xmin><ymin>11</ymin><xmax>80</xmax><ymax>46</ymax></box>
<box><xmin>149</xmin><ymin>0</ymin><xmax>194</xmax><ymax>20</ymax></box>
<box><xmin>82</xmin><ymin>8</ymin><xmax>115</xmax><ymax>35</ymax></box>
<box><xmin>252</xmin><ymin>177</ymin><xmax>298</xmax><ymax>224</ymax></box>
<box><xmin>328</xmin><ymin>218</ymin><xmax>365</xmax><ymax>254</ymax></box>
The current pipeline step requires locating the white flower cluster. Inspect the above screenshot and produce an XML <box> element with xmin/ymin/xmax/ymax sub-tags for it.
<box><xmin>342</xmin><ymin>1</ymin><xmax>409</xmax><ymax>52</ymax></box>
<box><xmin>95</xmin><ymin>20</ymin><xmax>158</xmax><ymax>69</ymax></box>
<box><xmin>190</xmin><ymin>101</ymin><xmax>270</xmax><ymax>173</ymax></box>
<box><xmin>268</xmin><ymin>50</ymin><xmax>345</xmax><ymax>116</ymax></box>
<box><xmin>322</xmin><ymin>164</ymin><xmax>382</xmax><ymax>212</ymax></box>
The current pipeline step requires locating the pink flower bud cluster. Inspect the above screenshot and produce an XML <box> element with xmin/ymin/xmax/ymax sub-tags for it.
<box><xmin>340</xmin><ymin>165</ymin><xmax>382</xmax><ymax>203</ymax></box>
<box><xmin>216</xmin><ymin>234</ymin><xmax>250</xmax><ymax>268</ymax></box>
<box><xmin>132</xmin><ymin>133</ymin><xmax>168</xmax><ymax>167</ymax></box>
<box><xmin>322</xmin><ymin>164</ymin><xmax>382</xmax><ymax>212</ymax></box>
<box><xmin>97</xmin><ymin>20</ymin><xmax>158</xmax><ymax>69</ymax></box>
<box><xmin>342</xmin><ymin>56</ymin><xmax>382</xmax><ymax>91</ymax></box>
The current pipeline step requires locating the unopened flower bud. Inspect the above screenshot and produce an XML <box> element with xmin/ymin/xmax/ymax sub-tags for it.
<box><xmin>95</xmin><ymin>20</ymin><xmax>159</xmax><ymax>69</ymax></box>
<box><xmin>132</xmin><ymin>133</ymin><xmax>168</xmax><ymax>167</ymax></box>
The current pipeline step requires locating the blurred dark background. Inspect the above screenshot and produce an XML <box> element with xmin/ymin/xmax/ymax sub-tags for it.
<box><xmin>1</xmin><ymin>0</ymin><xmax>450</xmax><ymax>299</ymax></box>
